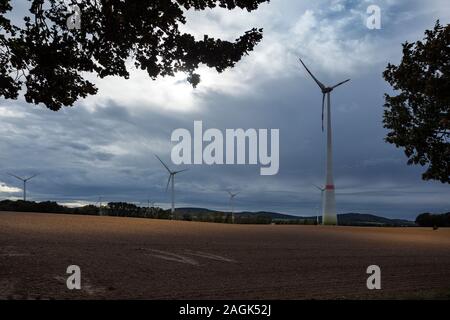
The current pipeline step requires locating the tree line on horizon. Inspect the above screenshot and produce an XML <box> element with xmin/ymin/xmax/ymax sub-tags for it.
<box><xmin>0</xmin><ymin>200</ymin><xmax>277</xmax><ymax>224</ymax></box>
<box><xmin>415</xmin><ymin>212</ymin><xmax>450</xmax><ymax>228</ymax></box>
<box><xmin>1</xmin><ymin>199</ymin><xmax>449</xmax><ymax>227</ymax></box>
<box><xmin>0</xmin><ymin>199</ymin><xmax>319</xmax><ymax>224</ymax></box>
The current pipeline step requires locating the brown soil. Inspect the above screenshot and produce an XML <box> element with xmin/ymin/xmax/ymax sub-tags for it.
<box><xmin>1</xmin><ymin>211</ymin><xmax>449</xmax><ymax>300</ymax></box>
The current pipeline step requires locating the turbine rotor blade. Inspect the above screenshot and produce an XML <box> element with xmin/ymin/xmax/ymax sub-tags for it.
<box><xmin>312</xmin><ymin>184</ymin><xmax>324</xmax><ymax>191</ymax></box>
<box><xmin>25</xmin><ymin>173</ymin><xmax>38</xmax><ymax>181</ymax></box>
<box><xmin>173</xmin><ymin>169</ymin><xmax>188</xmax><ymax>175</ymax></box>
<box><xmin>227</xmin><ymin>191</ymin><xmax>239</xmax><ymax>198</ymax></box>
<box><xmin>165</xmin><ymin>174</ymin><xmax>172</xmax><ymax>192</ymax></box>
<box><xmin>321</xmin><ymin>93</ymin><xmax>325</xmax><ymax>132</ymax></box>
<box><xmin>331</xmin><ymin>79</ymin><xmax>350</xmax><ymax>89</ymax></box>
<box><xmin>299</xmin><ymin>58</ymin><xmax>326</xmax><ymax>91</ymax></box>
<box><xmin>7</xmin><ymin>173</ymin><xmax>24</xmax><ymax>181</ymax></box>
<box><xmin>155</xmin><ymin>154</ymin><xmax>172</xmax><ymax>173</ymax></box>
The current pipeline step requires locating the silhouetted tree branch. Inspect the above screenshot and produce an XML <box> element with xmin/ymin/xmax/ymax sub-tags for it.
<box><xmin>0</xmin><ymin>0</ymin><xmax>269</xmax><ymax>110</ymax></box>
<box><xmin>383</xmin><ymin>21</ymin><xmax>450</xmax><ymax>183</ymax></box>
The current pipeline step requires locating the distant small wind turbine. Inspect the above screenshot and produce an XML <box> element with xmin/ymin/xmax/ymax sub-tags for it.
<box><xmin>299</xmin><ymin>58</ymin><xmax>350</xmax><ymax>225</ymax></box>
<box><xmin>96</xmin><ymin>196</ymin><xmax>103</xmax><ymax>207</ymax></box>
<box><xmin>147</xmin><ymin>200</ymin><xmax>155</xmax><ymax>209</ymax></box>
<box><xmin>155</xmin><ymin>155</ymin><xmax>188</xmax><ymax>219</ymax></box>
<box><xmin>8</xmin><ymin>173</ymin><xmax>38</xmax><ymax>201</ymax></box>
<box><xmin>227</xmin><ymin>191</ymin><xmax>239</xmax><ymax>224</ymax></box>
<box><xmin>96</xmin><ymin>196</ymin><xmax>104</xmax><ymax>215</ymax></box>
<box><xmin>313</xmin><ymin>184</ymin><xmax>325</xmax><ymax>225</ymax></box>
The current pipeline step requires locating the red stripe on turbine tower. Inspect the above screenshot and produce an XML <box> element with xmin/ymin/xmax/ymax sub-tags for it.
<box><xmin>325</xmin><ymin>185</ymin><xmax>335</xmax><ymax>190</ymax></box>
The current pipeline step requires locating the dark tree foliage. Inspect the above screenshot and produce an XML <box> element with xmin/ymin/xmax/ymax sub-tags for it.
<box><xmin>0</xmin><ymin>199</ymin><xmax>167</xmax><ymax>218</ymax></box>
<box><xmin>106</xmin><ymin>201</ymin><xmax>140</xmax><ymax>216</ymax></box>
<box><xmin>416</xmin><ymin>212</ymin><xmax>450</xmax><ymax>227</ymax></box>
<box><xmin>0</xmin><ymin>199</ymin><xmax>71</xmax><ymax>213</ymax></box>
<box><xmin>0</xmin><ymin>0</ymin><xmax>268</xmax><ymax>110</ymax></box>
<box><xmin>383</xmin><ymin>21</ymin><xmax>450</xmax><ymax>183</ymax></box>
<box><xmin>105</xmin><ymin>202</ymin><xmax>167</xmax><ymax>218</ymax></box>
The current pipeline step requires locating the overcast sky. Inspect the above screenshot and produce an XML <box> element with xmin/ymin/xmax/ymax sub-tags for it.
<box><xmin>1</xmin><ymin>0</ymin><xmax>449</xmax><ymax>220</ymax></box>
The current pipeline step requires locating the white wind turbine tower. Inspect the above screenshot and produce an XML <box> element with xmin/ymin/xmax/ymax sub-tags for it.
<box><xmin>299</xmin><ymin>58</ymin><xmax>350</xmax><ymax>225</ymax></box>
<box><xmin>155</xmin><ymin>155</ymin><xmax>188</xmax><ymax>219</ymax></box>
<box><xmin>227</xmin><ymin>191</ymin><xmax>239</xmax><ymax>224</ymax></box>
<box><xmin>8</xmin><ymin>173</ymin><xmax>38</xmax><ymax>201</ymax></box>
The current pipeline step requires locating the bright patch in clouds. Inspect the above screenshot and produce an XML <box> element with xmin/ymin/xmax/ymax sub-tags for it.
<box><xmin>0</xmin><ymin>106</ymin><xmax>27</xmax><ymax>119</ymax></box>
<box><xmin>0</xmin><ymin>182</ymin><xmax>21</xmax><ymax>193</ymax></box>
<box><xmin>83</xmin><ymin>69</ymin><xmax>199</xmax><ymax>113</ymax></box>
<box><xmin>289</xmin><ymin>9</ymin><xmax>380</xmax><ymax>75</ymax></box>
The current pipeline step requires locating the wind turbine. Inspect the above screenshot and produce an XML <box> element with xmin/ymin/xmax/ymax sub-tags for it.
<box><xmin>155</xmin><ymin>155</ymin><xmax>187</xmax><ymax>219</ymax></box>
<box><xmin>146</xmin><ymin>199</ymin><xmax>156</xmax><ymax>215</ymax></box>
<box><xmin>96</xmin><ymin>196</ymin><xmax>104</xmax><ymax>216</ymax></box>
<box><xmin>299</xmin><ymin>58</ymin><xmax>350</xmax><ymax>225</ymax></box>
<box><xmin>313</xmin><ymin>184</ymin><xmax>325</xmax><ymax>225</ymax></box>
<box><xmin>8</xmin><ymin>173</ymin><xmax>38</xmax><ymax>201</ymax></box>
<box><xmin>227</xmin><ymin>191</ymin><xmax>239</xmax><ymax>224</ymax></box>
<box><xmin>147</xmin><ymin>200</ymin><xmax>155</xmax><ymax>209</ymax></box>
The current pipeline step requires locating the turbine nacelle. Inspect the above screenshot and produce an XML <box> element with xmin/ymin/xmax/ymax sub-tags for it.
<box><xmin>321</xmin><ymin>80</ymin><xmax>351</xmax><ymax>94</ymax></box>
<box><xmin>299</xmin><ymin>58</ymin><xmax>350</xmax><ymax>93</ymax></box>
<box><xmin>298</xmin><ymin>58</ymin><xmax>350</xmax><ymax>132</ymax></box>
<box><xmin>155</xmin><ymin>155</ymin><xmax>187</xmax><ymax>177</ymax></box>
<box><xmin>312</xmin><ymin>184</ymin><xmax>325</xmax><ymax>192</ymax></box>
<box><xmin>155</xmin><ymin>154</ymin><xmax>188</xmax><ymax>217</ymax></box>
<box><xmin>227</xmin><ymin>191</ymin><xmax>239</xmax><ymax>199</ymax></box>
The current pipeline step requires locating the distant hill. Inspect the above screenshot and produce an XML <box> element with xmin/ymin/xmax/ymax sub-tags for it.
<box><xmin>337</xmin><ymin>213</ymin><xmax>416</xmax><ymax>227</ymax></box>
<box><xmin>177</xmin><ymin>208</ymin><xmax>297</xmax><ymax>219</ymax></box>
<box><xmin>176</xmin><ymin>208</ymin><xmax>416</xmax><ymax>227</ymax></box>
